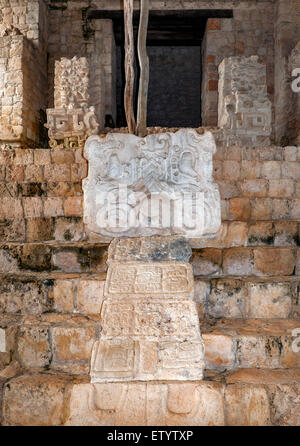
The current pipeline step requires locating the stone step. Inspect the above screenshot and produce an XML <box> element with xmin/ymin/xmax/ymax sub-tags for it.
<box><xmin>202</xmin><ymin>318</ymin><xmax>300</xmax><ymax>370</ymax></box>
<box><xmin>1</xmin><ymin>217</ymin><xmax>300</xmax><ymax>247</ymax></box>
<box><xmin>1</xmin><ymin>315</ymin><xmax>300</xmax><ymax>374</ymax></box>
<box><xmin>0</xmin><ymin>368</ymin><xmax>299</xmax><ymax>426</ymax></box>
<box><xmin>0</xmin><ymin>273</ymin><xmax>299</xmax><ymax>319</ymax></box>
<box><xmin>1</xmin><ymin>146</ymin><xmax>300</xmax><ymax>226</ymax></box>
<box><xmin>1</xmin><ymin>242</ymin><xmax>299</xmax><ymax>276</ymax></box>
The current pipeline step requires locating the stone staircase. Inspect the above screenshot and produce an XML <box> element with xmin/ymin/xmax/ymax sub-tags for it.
<box><xmin>0</xmin><ymin>143</ymin><xmax>299</xmax><ymax>425</ymax></box>
<box><xmin>0</xmin><ymin>275</ymin><xmax>299</xmax><ymax>426</ymax></box>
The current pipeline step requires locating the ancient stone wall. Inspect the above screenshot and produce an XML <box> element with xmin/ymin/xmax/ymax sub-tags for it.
<box><xmin>274</xmin><ymin>0</ymin><xmax>300</xmax><ymax>145</ymax></box>
<box><xmin>0</xmin><ymin>140</ymin><xmax>299</xmax><ymax>371</ymax></box>
<box><xmin>0</xmin><ymin>136</ymin><xmax>300</xmax><ymax>424</ymax></box>
<box><xmin>201</xmin><ymin>4</ymin><xmax>275</xmax><ymax>128</ymax></box>
<box><xmin>48</xmin><ymin>7</ymin><xmax>115</xmax><ymax>126</ymax></box>
<box><xmin>0</xmin><ymin>34</ymin><xmax>47</xmax><ymax>145</ymax></box>
<box><xmin>0</xmin><ymin>0</ymin><xmax>48</xmax><ymax>146</ymax></box>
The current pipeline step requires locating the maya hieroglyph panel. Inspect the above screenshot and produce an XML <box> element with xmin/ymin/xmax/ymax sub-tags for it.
<box><xmin>83</xmin><ymin>129</ymin><xmax>221</xmax><ymax>239</ymax></box>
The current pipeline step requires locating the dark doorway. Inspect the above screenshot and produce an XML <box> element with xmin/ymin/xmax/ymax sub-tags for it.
<box><xmin>88</xmin><ymin>9</ymin><xmax>233</xmax><ymax>128</ymax></box>
<box><xmin>116</xmin><ymin>45</ymin><xmax>201</xmax><ymax>128</ymax></box>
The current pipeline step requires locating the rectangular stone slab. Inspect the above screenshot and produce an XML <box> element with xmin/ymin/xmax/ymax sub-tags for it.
<box><xmin>83</xmin><ymin>129</ymin><xmax>221</xmax><ymax>240</ymax></box>
<box><xmin>104</xmin><ymin>262</ymin><xmax>194</xmax><ymax>298</ymax></box>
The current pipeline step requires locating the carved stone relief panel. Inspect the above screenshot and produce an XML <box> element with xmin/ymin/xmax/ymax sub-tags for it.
<box><xmin>83</xmin><ymin>129</ymin><xmax>221</xmax><ymax>240</ymax></box>
<box><xmin>45</xmin><ymin>56</ymin><xmax>100</xmax><ymax>145</ymax></box>
<box><xmin>90</xmin><ymin>237</ymin><xmax>205</xmax><ymax>383</ymax></box>
<box><xmin>104</xmin><ymin>262</ymin><xmax>194</xmax><ymax>298</ymax></box>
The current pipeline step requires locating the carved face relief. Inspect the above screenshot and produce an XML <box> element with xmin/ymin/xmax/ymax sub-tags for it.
<box><xmin>83</xmin><ymin>129</ymin><xmax>221</xmax><ymax>240</ymax></box>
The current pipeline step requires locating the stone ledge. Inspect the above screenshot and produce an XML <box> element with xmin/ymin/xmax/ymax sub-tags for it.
<box><xmin>0</xmin><ymin>243</ymin><xmax>299</xmax><ymax>276</ymax></box>
<box><xmin>225</xmin><ymin>368</ymin><xmax>300</xmax><ymax>384</ymax></box>
<box><xmin>1</xmin><ymin>316</ymin><xmax>300</xmax><ymax>373</ymax></box>
<box><xmin>1</xmin><ymin>371</ymin><xmax>300</xmax><ymax>426</ymax></box>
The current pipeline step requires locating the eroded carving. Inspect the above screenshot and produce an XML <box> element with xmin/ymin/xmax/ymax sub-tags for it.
<box><xmin>90</xmin><ymin>250</ymin><xmax>204</xmax><ymax>383</ymax></box>
<box><xmin>1</xmin><ymin>25</ymin><xmax>22</xmax><ymax>37</ymax></box>
<box><xmin>45</xmin><ymin>56</ymin><xmax>100</xmax><ymax>144</ymax></box>
<box><xmin>105</xmin><ymin>262</ymin><xmax>193</xmax><ymax>298</ymax></box>
<box><xmin>218</xmin><ymin>56</ymin><xmax>272</xmax><ymax>146</ymax></box>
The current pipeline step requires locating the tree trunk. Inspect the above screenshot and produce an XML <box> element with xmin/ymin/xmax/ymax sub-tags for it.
<box><xmin>137</xmin><ymin>0</ymin><xmax>149</xmax><ymax>137</ymax></box>
<box><xmin>124</xmin><ymin>0</ymin><xmax>136</xmax><ymax>134</ymax></box>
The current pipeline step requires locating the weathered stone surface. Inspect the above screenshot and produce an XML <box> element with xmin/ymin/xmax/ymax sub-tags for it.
<box><xmin>206</xmin><ymin>279</ymin><xmax>247</xmax><ymax>318</ymax></box>
<box><xmin>191</xmin><ymin>249</ymin><xmax>222</xmax><ymax>276</ymax></box>
<box><xmin>105</xmin><ymin>262</ymin><xmax>194</xmax><ymax>298</ymax></box>
<box><xmin>225</xmin><ymin>384</ymin><xmax>271</xmax><ymax>426</ymax></box>
<box><xmin>223</xmin><ymin>248</ymin><xmax>254</xmax><ymax>276</ymax></box>
<box><xmin>226</xmin><ymin>369</ymin><xmax>300</xmax><ymax>385</ymax></box>
<box><xmin>203</xmin><ymin>334</ymin><xmax>234</xmax><ymax>369</ymax></box>
<box><xmin>91</xmin><ymin>296</ymin><xmax>204</xmax><ymax>382</ymax></box>
<box><xmin>45</xmin><ymin>57</ymin><xmax>100</xmax><ymax>143</ymax></box>
<box><xmin>218</xmin><ymin>56</ymin><xmax>272</xmax><ymax>146</ymax></box>
<box><xmin>268</xmin><ymin>384</ymin><xmax>300</xmax><ymax>426</ymax></box>
<box><xmin>253</xmin><ymin>248</ymin><xmax>296</xmax><ymax>276</ymax></box>
<box><xmin>0</xmin><ymin>278</ymin><xmax>53</xmax><ymax>314</ymax></box>
<box><xmin>83</xmin><ymin>130</ymin><xmax>221</xmax><ymax>240</ymax></box>
<box><xmin>2</xmin><ymin>374</ymin><xmax>69</xmax><ymax>426</ymax></box>
<box><xmin>76</xmin><ymin>280</ymin><xmax>104</xmax><ymax>314</ymax></box>
<box><xmin>248</xmin><ymin>283</ymin><xmax>292</xmax><ymax>318</ymax></box>
<box><xmin>17</xmin><ymin>326</ymin><xmax>51</xmax><ymax>368</ymax></box>
<box><xmin>51</xmin><ymin>326</ymin><xmax>96</xmax><ymax>374</ymax></box>
<box><xmin>53</xmin><ymin>279</ymin><xmax>74</xmax><ymax>313</ymax></box>
<box><xmin>108</xmin><ymin>236</ymin><xmax>192</xmax><ymax>263</ymax></box>
<box><xmin>65</xmin><ymin>381</ymin><xmax>225</xmax><ymax>426</ymax></box>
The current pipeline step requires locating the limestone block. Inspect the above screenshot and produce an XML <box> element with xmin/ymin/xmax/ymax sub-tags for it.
<box><xmin>83</xmin><ymin>129</ymin><xmax>221</xmax><ymax>240</ymax></box>
<box><xmin>2</xmin><ymin>374</ymin><xmax>69</xmax><ymax>426</ymax></box>
<box><xmin>76</xmin><ymin>280</ymin><xmax>104</xmax><ymax>314</ymax></box>
<box><xmin>248</xmin><ymin>283</ymin><xmax>292</xmax><ymax>318</ymax></box>
<box><xmin>107</xmin><ymin>236</ymin><xmax>192</xmax><ymax>263</ymax></box>
<box><xmin>17</xmin><ymin>326</ymin><xmax>51</xmax><ymax>368</ymax></box>
<box><xmin>225</xmin><ymin>384</ymin><xmax>271</xmax><ymax>426</ymax></box>
<box><xmin>203</xmin><ymin>334</ymin><xmax>234</xmax><ymax>369</ymax></box>
<box><xmin>65</xmin><ymin>381</ymin><xmax>225</xmax><ymax>426</ymax></box>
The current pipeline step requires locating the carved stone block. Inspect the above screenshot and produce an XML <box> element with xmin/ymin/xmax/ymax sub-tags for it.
<box><xmin>105</xmin><ymin>262</ymin><xmax>194</xmax><ymax>298</ymax></box>
<box><xmin>45</xmin><ymin>56</ymin><xmax>100</xmax><ymax>144</ymax></box>
<box><xmin>64</xmin><ymin>382</ymin><xmax>225</xmax><ymax>425</ymax></box>
<box><xmin>90</xmin><ymin>265</ymin><xmax>204</xmax><ymax>381</ymax></box>
<box><xmin>90</xmin><ymin>236</ymin><xmax>205</xmax><ymax>383</ymax></box>
<box><xmin>91</xmin><ymin>338</ymin><xmax>204</xmax><ymax>382</ymax></box>
<box><xmin>99</xmin><ymin>299</ymin><xmax>200</xmax><ymax>338</ymax></box>
<box><xmin>83</xmin><ymin>129</ymin><xmax>221</xmax><ymax>240</ymax></box>
<box><xmin>218</xmin><ymin>56</ymin><xmax>272</xmax><ymax>146</ymax></box>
